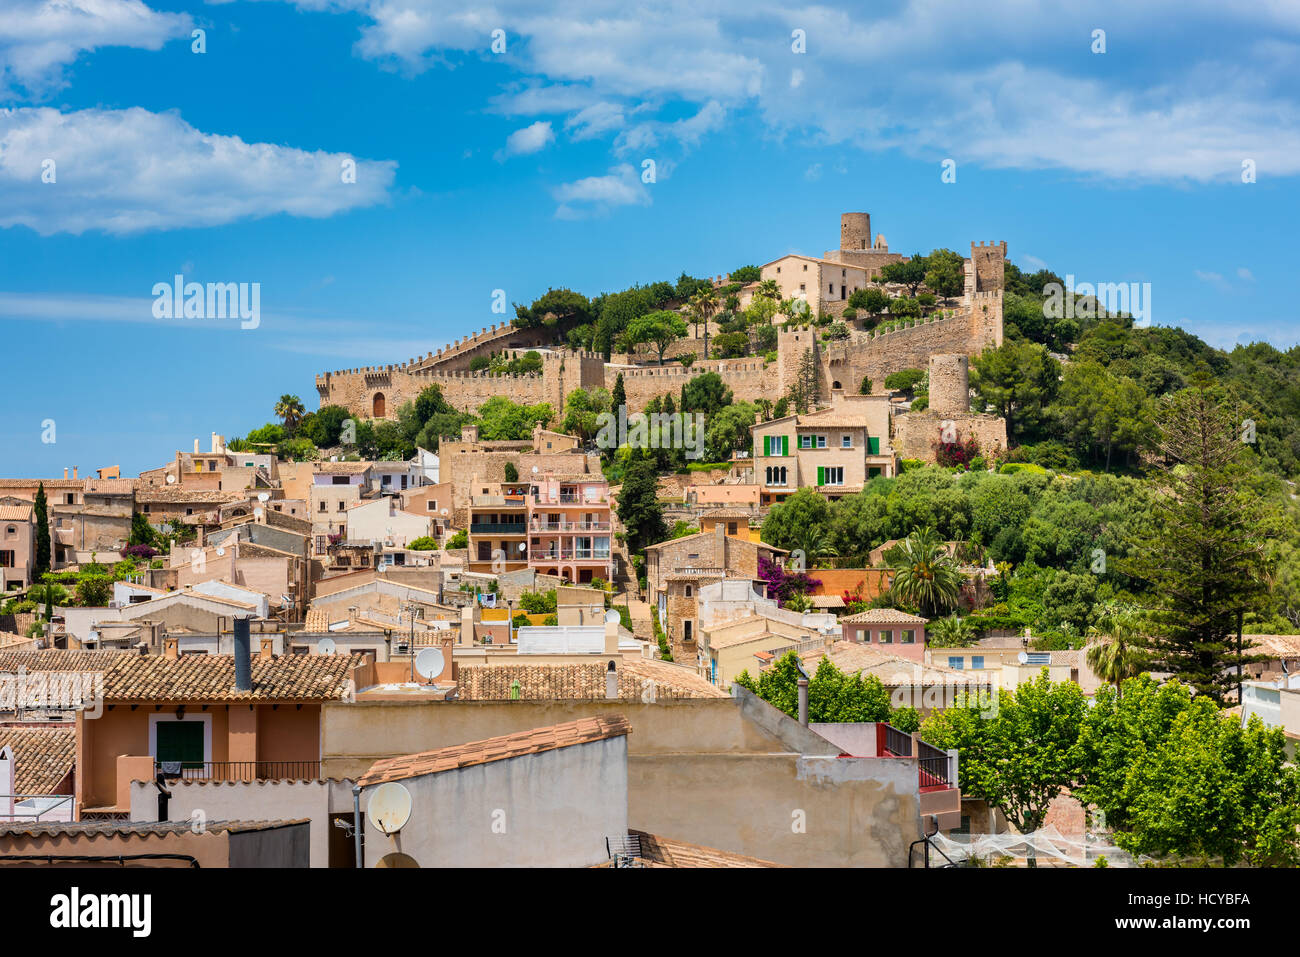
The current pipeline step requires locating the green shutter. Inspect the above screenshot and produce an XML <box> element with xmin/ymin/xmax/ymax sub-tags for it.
<box><xmin>782</xmin><ymin>435</ymin><xmax>789</xmax><ymax>456</ymax></box>
<box><xmin>762</xmin><ymin>436</ymin><xmax>769</xmax><ymax>456</ymax></box>
<box><xmin>817</xmin><ymin>466</ymin><xmax>825</xmax><ymax>486</ymax></box>
<box><xmin>868</xmin><ymin>436</ymin><xmax>880</xmax><ymax>454</ymax></box>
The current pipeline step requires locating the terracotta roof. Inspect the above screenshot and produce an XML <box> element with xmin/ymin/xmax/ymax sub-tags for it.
<box><xmin>808</xmin><ymin>594</ymin><xmax>845</xmax><ymax>608</ymax></box>
<box><xmin>0</xmin><ymin>479</ymin><xmax>81</xmax><ymax>489</ymax></box>
<box><xmin>628</xmin><ymin>831</ymin><xmax>782</xmax><ymax>868</ymax></box>
<box><xmin>0</xmin><ymin>725</ymin><xmax>75</xmax><ymax>794</ymax></box>
<box><xmin>357</xmin><ymin>714</ymin><xmax>631</xmax><ymax>786</ymax></box>
<box><xmin>839</xmin><ymin>608</ymin><xmax>929</xmax><ymax>625</ymax></box>
<box><xmin>800</xmin><ymin>641</ymin><xmax>977</xmax><ymax>687</ymax></box>
<box><xmin>0</xmin><ymin>819</ymin><xmax>308</xmax><ymax>837</ymax></box>
<box><xmin>699</xmin><ymin>508</ymin><xmax>753</xmax><ymax>519</ymax></box>
<box><xmin>314</xmin><ymin>462</ymin><xmax>372</xmax><ymax>474</ymax></box>
<box><xmin>136</xmin><ymin>489</ymin><xmax>244</xmax><ymax>504</ymax></box>
<box><xmin>82</xmin><ymin>478</ymin><xmax>138</xmax><ymax>494</ymax></box>
<box><xmin>0</xmin><ymin>650</ymin><xmax>362</xmax><ymax>702</ymax></box>
<box><xmin>0</xmin><ymin>505</ymin><xmax>33</xmax><ymax>521</ymax></box>
<box><xmin>457</xmin><ymin>658</ymin><xmax>728</xmax><ymax>700</ymax></box>
<box><xmin>1246</xmin><ymin>634</ymin><xmax>1300</xmax><ymax>658</ymax></box>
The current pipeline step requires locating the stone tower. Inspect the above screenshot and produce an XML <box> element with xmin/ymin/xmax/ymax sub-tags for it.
<box><xmin>840</xmin><ymin>212</ymin><xmax>871</xmax><ymax>251</ymax></box>
<box><xmin>928</xmin><ymin>354</ymin><xmax>970</xmax><ymax>417</ymax></box>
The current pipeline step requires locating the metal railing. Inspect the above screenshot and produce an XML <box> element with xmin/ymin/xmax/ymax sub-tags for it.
<box><xmin>884</xmin><ymin>723</ymin><xmax>913</xmax><ymax>758</ymax></box>
<box><xmin>469</xmin><ymin>523</ymin><xmax>527</xmax><ymax>534</ymax></box>
<box><xmin>0</xmin><ymin>794</ymin><xmax>74</xmax><ymax>822</ymax></box>
<box><xmin>530</xmin><ymin>521</ymin><xmax>611</xmax><ymax>532</ymax></box>
<box><xmin>918</xmin><ymin>740</ymin><xmax>951</xmax><ymax>788</ymax></box>
<box><xmin>155</xmin><ymin>760</ymin><xmax>321</xmax><ymax>782</ymax></box>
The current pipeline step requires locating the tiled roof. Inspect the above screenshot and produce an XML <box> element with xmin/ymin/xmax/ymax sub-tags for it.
<box><xmin>0</xmin><ymin>505</ymin><xmax>33</xmax><ymax>521</ymax></box>
<box><xmin>0</xmin><ymin>819</ymin><xmax>308</xmax><ymax>838</ymax></box>
<box><xmin>801</xmin><ymin>641</ymin><xmax>975</xmax><ymax>687</ymax></box>
<box><xmin>628</xmin><ymin>831</ymin><xmax>782</xmax><ymax>868</ymax></box>
<box><xmin>0</xmin><ymin>479</ymin><xmax>81</xmax><ymax>489</ymax></box>
<box><xmin>0</xmin><ymin>725</ymin><xmax>75</xmax><ymax>794</ymax></box>
<box><xmin>136</xmin><ymin>489</ymin><xmax>244</xmax><ymax>504</ymax></box>
<box><xmin>1246</xmin><ymin>634</ymin><xmax>1300</xmax><ymax>658</ymax></box>
<box><xmin>0</xmin><ymin>650</ymin><xmax>363</xmax><ymax>702</ymax></box>
<box><xmin>357</xmin><ymin>714</ymin><xmax>631</xmax><ymax>786</ymax></box>
<box><xmin>699</xmin><ymin>508</ymin><xmax>753</xmax><ymax>519</ymax></box>
<box><xmin>808</xmin><ymin>594</ymin><xmax>845</xmax><ymax>608</ymax></box>
<box><xmin>314</xmin><ymin>462</ymin><xmax>372</xmax><ymax>474</ymax></box>
<box><xmin>456</xmin><ymin>657</ymin><xmax>728</xmax><ymax>700</ymax></box>
<box><xmin>82</xmin><ymin>478</ymin><xmax>138</xmax><ymax>494</ymax></box>
<box><xmin>839</xmin><ymin>608</ymin><xmax>929</xmax><ymax>625</ymax></box>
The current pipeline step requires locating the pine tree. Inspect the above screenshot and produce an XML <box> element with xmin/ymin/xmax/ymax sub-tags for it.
<box><xmin>1124</xmin><ymin>378</ymin><xmax>1272</xmax><ymax>703</ymax></box>
<box><xmin>33</xmin><ymin>482</ymin><xmax>51</xmax><ymax>580</ymax></box>
<box><xmin>607</xmin><ymin>373</ymin><xmax>626</xmax><ymax>465</ymax></box>
<box><xmin>616</xmin><ymin>453</ymin><xmax>666</xmax><ymax>554</ymax></box>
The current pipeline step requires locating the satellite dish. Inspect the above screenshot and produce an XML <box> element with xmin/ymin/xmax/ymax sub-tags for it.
<box><xmin>376</xmin><ymin>852</ymin><xmax>420</xmax><ymax>868</ymax></box>
<box><xmin>1017</xmin><ymin>651</ymin><xmax>1028</xmax><ymax>664</ymax></box>
<box><xmin>518</xmin><ymin>542</ymin><xmax>527</xmax><ymax>553</ymax></box>
<box><xmin>215</xmin><ymin>546</ymin><xmax>226</xmax><ymax>556</ymax></box>
<box><xmin>366</xmin><ymin>782</ymin><xmax>412</xmax><ymax>836</ymax></box>
<box><xmin>604</xmin><ymin>609</ymin><xmax>620</xmax><ymax>625</ymax></box>
<box><xmin>531</xmin><ymin>466</ymin><xmax>538</xmax><ymax>473</ymax></box>
<box><xmin>414</xmin><ymin>647</ymin><xmax>445</xmax><ymax>679</ymax></box>
<box><xmin>253</xmin><ymin>507</ymin><xmax>264</xmax><ymax>518</ymax></box>
<box><xmin>318</xmin><ymin>637</ymin><xmax>337</xmax><ymax>655</ymax></box>
<box><xmin>440</xmin><ymin>508</ymin><xmax>448</xmax><ymax>516</ymax></box>
<box><xmin>257</xmin><ymin>492</ymin><xmax>270</xmax><ymax>503</ymax></box>
<box><xmin>166</xmin><ymin>474</ymin><xmax>176</xmax><ymax>484</ymax></box>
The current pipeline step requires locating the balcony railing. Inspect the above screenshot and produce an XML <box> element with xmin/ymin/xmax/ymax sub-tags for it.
<box><xmin>530</xmin><ymin>520</ymin><xmax>611</xmax><ymax>532</ymax></box>
<box><xmin>918</xmin><ymin>740</ymin><xmax>952</xmax><ymax>789</ymax></box>
<box><xmin>884</xmin><ymin>723</ymin><xmax>913</xmax><ymax>758</ymax></box>
<box><xmin>470</xmin><ymin>523</ymin><xmax>528</xmax><ymax>534</ymax></box>
<box><xmin>877</xmin><ymin>725</ymin><xmax>953</xmax><ymax>790</ymax></box>
<box><xmin>531</xmin><ymin>550</ymin><xmax>612</xmax><ymax>562</ymax></box>
<box><xmin>155</xmin><ymin>760</ymin><xmax>321</xmax><ymax>782</ymax></box>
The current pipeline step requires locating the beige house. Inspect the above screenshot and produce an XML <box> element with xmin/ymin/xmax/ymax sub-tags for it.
<box><xmin>344</xmin><ymin>497</ymin><xmax>432</xmax><ymax>550</ymax></box>
<box><xmin>0</xmin><ymin>503</ymin><xmax>34</xmax><ymax>591</ymax></box>
<box><xmin>751</xmin><ymin>393</ymin><xmax>896</xmax><ymax>505</ymax></box>
<box><xmin>754</xmin><ymin>254</ymin><xmax>872</xmax><ymax>314</ymax></box>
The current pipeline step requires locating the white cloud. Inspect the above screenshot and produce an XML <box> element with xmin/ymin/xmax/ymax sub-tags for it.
<box><xmin>0</xmin><ymin>107</ymin><xmax>398</xmax><ymax>235</ymax></box>
<box><xmin>804</xmin><ymin>163</ymin><xmax>822</xmax><ymax>181</ymax></box>
<box><xmin>0</xmin><ymin>0</ymin><xmax>191</xmax><ymax>94</ymax></box>
<box><xmin>565</xmin><ymin>101</ymin><xmax>625</xmax><ymax>140</ymax></box>
<box><xmin>1020</xmin><ymin>254</ymin><xmax>1049</xmax><ymax>271</ymax></box>
<box><xmin>498</xmin><ymin>119</ymin><xmax>555</xmax><ymax>159</ymax></box>
<box><xmin>552</xmin><ymin>163</ymin><xmax>650</xmax><ymax>219</ymax></box>
<box><xmin>1237</xmin><ymin>267</ymin><xmax>1255</xmax><ymax>281</ymax></box>
<box><xmin>269</xmin><ymin>0</ymin><xmax>1300</xmax><ymax>183</ymax></box>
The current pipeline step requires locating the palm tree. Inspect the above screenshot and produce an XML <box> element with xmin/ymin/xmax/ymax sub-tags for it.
<box><xmin>886</xmin><ymin>527</ymin><xmax>963</xmax><ymax>617</ymax></box>
<box><xmin>1085</xmin><ymin>611</ymin><xmax>1150</xmax><ymax>696</ymax></box>
<box><xmin>755</xmin><ymin>279</ymin><xmax>781</xmax><ymax>302</ymax></box>
<box><xmin>690</xmin><ymin>286</ymin><xmax>718</xmax><ymax>359</ymax></box>
<box><xmin>793</xmin><ymin>525</ymin><xmax>839</xmax><ymax>570</ymax></box>
<box><xmin>275</xmin><ymin>394</ymin><xmax>305</xmax><ymax>434</ymax></box>
<box><xmin>928</xmin><ymin>613</ymin><xmax>976</xmax><ymax>647</ymax></box>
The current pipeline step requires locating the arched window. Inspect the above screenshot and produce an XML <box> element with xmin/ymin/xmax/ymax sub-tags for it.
<box><xmin>832</xmin><ymin>381</ymin><xmax>842</xmax><ymax>390</ymax></box>
<box><xmin>372</xmin><ymin>392</ymin><xmax>387</xmax><ymax>418</ymax></box>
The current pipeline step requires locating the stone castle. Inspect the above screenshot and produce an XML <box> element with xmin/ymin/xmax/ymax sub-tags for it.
<box><xmin>315</xmin><ymin>214</ymin><xmax>1006</xmax><ymax>421</ymax></box>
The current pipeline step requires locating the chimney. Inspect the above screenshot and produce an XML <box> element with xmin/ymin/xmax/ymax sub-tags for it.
<box><xmin>797</xmin><ymin>676</ymin><xmax>809</xmax><ymax>726</ymax></box>
<box><xmin>72</xmin><ymin>466</ymin><xmax>78</xmax><ymax>480</ymax></box>
<box><xmin>604</xmin><ymin>617</ymin><xmax>620</xmax><ymax>655</ymax></box>
<box><xmin>233</xmin><ymin>617</ymin><xmax>252</xmax><ymax>692</ymax></box>
<box><xmin>459</xmin><ymin>605</ymin><xmax>474</xmax><ymax>646</ymax></box>
<box><xmin>605</xmin><ymin>659</ymin><xmax>619</xmax><ymax>699</ymax></box>
<box><xmin>259</xmin><ymin>637</ymin><xmax>274</xmax><ymax>660</ymax></box>
<box><xmin>63</xmin><ymin>468</ymin><xmax>68</xmax><ymax>480</ymax></box>
<box><xmin>194</xmin><ymin>438</ymin><xmax>200</xmax><ymax>454</ymax></box>
<box><xmin>163</xmin><ymin>637</ymin><xmax>179</xmax><ymax>660</ymax></box>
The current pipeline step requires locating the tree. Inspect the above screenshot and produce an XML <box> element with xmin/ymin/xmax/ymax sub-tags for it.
<box><xmin>689</xmin><ymin>285</ymin><xmax>719</xmax><ymax>356</ymax></box>
<box><xmin>729</xmin><ymin>265</ymin><xmax>762</xmax><ymax>283</ymax></box>
<box><xmin>681</xmin><ymin>372</ymin><xmax>733</xmax><ymax>418</ymax></box>
<box><xmin>705</xmin><ymin>402</ymin><xmax>759</xmax><ymax>462</ymax></box>
<box><xmin>75</xmin><ymin>574</ymin><xmax>112</xmax><ymax>607</ymax></box>
<box><xmin>886</xmin><ymin>527</ymin><xmax>963</xmax><ymax>616</ymax></box>
<box><xmin>561</xmin><ymin>388</ymin><xmax>611</xmax><ymax>444</ymax></box>
<box><xmin>761</xmin><ymin>489</ymin><xmax>831</xmax><ymax>552</ymax></box>
<box><xmin>880</xmin><ymin>254</ymin><xmax>929</xmax><ymax>296</ymax></box>
<box><xmin>408</xmin><ymin>536</ymin><xmax>438</xmax><ymax>550</ymax></box>
<box><xmin>971</xmin><ymin>340</ymin><xmax>1061</xmax><ymax>443</ymax></box>
<box><xmin>32</xmin><ymin>483</ymin><xmax>50</xmax><ymax>580</ymax></box>
<box><xmin>503</xmin><ymin>462</ymin><xmax>519</xmax><ymax>482</ymax></box>
<box><xmin>927</xmin><ymin>614</ymin><xmax>977</xmax><ymax>647</ymax></box>
<box><xmin>1084</xmin><ymin>609</ymin><xmax>1150</xmax><ymax>695</ymax></box>
<box><xmin>445</xmin><ymin>529</ymin><xmax>468</xmax><ymax>549</ymax></box>
<box><xmin>735</xmin><ymin>651</ymin><xmax>906</xmax><ymax>724</ymax></box>
<box><xmin>300</xmin><ymin>404</ymin><xmax>353</xmax><ymax>447</ymax></box>
<box><xmin>1121</xmin><ymin>380</ymin><xmax>1272</xmax><ymax>703</ymax></box>
<box><xmin>755</xmin><ymin>279</ymin><xmax>781</xmax><ymax>302</ymax></box>
<box><xmin>884</xmin><ymin>368</ymin><xmax>926</xmax><ymax>394</ymax></box>
<box><xmin>476</xmin><ymin>396</ymin><xmax>553</xmax><ymax>441</ymax></box>
<box><xmin>710</xmin><ymin>331</ymin><xmax>749</xmax><ymax>358</ymax></box>
<box><xmin>922</xmin><ymin>672</ymin><xmax>1087</xmax><ymax>837</ymax></box>
<box><xmin>924</xmin><ymin>248</ymin><xmax>966</xmax><ymax>302</ymax></box>
<box><xmin>625</xmin><ymin>310</ymin><xmax>687</xmax><ymax>365</ymax></box>
<box><xmin>787</xmin><ymin>344</ymin><xmax>820</xmax><ymax>413</ymax></box>
<box><xmin>1054</xmin><ymin>361</ymin><xmax>1152</xmax><ymax>469</ymax></box>
<box><xmin>275</xmin><ymin>394</ymin><xmax>306</xmax><ymax>433</ymax></box>
<box><xmin>616</xmin><ymin>454</ymin><xmax>666</xmax><ymax>554</ymax></box>
<box><xmin>513</xmin><ymin>287</ymin><xmax>594</xmax><ymax>329</ymax></box>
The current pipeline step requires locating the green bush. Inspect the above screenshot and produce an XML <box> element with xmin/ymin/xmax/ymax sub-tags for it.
<box><xmin>408</xmin><ymin>536</ymin><xmax>438</xmax><ymax>550</ymax></box>
<box><xmin>445</xmin><ymin>530</ymin><xmax>468</xmax><ymax>549</ymax></box>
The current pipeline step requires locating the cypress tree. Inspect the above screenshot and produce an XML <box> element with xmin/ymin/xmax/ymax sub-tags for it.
<box><xmin>33</xmin><ymin>482</ymin><xmax>51</xmax><ymax>580</ymax></box>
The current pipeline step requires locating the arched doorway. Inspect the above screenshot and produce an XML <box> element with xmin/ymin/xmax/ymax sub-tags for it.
<box><xmin>372</xmin><ymin>392</ymin><xmax>386</xmax><ymax>418</ymax></box>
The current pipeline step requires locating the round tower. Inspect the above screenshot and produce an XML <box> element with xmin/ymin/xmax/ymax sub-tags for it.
<box><xmin>928</xmin><ymin>354</ymin><xmax>970</xmax><ymax>416</ymax></box>
<box><xmin>840</xmin><ymin>212</ymin><xmax>870</xmax><ymax>251</ymax></box>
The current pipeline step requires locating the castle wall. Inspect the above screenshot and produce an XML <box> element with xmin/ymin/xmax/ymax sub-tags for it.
<box><xmin>892</xmin><ymin>412</ymin><xmax>1008</xmax><ymax>463</ymax></box>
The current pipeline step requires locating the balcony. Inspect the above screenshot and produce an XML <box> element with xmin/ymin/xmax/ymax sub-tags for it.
<box><xmin>155</xmin><ymin>760</ymin><xmax>322</xmax><ymax>782</ymax></box>
<box><xmin>876</xmin><ymin>723</ymin><xmax>953</xmax><ymax>790</ymax></box>
<box><xmin>470</xmin><ymin>523</ymin><xmax>528</xmax><ymax>535</ymax></box>
<box><xmin>530</xmin><ymin>549</ymin><xmax>612</xmax><ymax>562</ymax></box>
<box><xmin>530</xmin><ymin>520</ymin><xmax>611</xmax><ymax>532</ymax></box>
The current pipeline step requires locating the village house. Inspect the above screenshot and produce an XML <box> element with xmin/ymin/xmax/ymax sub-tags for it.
<box><xmin>751</xmin><ymin>392</ymin><xmax>896</xmax><ymax>506</ymax></box>
<box><xmin>0</xmin><ymin>502</ymin><xmax>35</xmax><ymax>591</ymax></box>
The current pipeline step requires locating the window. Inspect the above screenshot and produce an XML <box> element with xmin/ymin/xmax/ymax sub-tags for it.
<box><xmin>971</xmin><ymin>656</ymin><xmax>985</xmax><ymax>669</ymax></box>
<box><xmin>765</xmin><ymin>466</ymin><xmax>788</xmax><ymax>486</ymax></box>
<box><xmin>800</xmin><ymin>435</ymin><xmax>812</xmax><ymax>449</ymax></box>
<box><xmin>318</xmin><ymin>501</ymin><xmax>327</xmax><ymax>512</ymax></box>
<box><xmin>683</xmin><ymin>620</ymin><xmax>693</xmax><ymax>643</ymax></box>
<box><xmin>4</xmin><ymin>526</ymin><xmax>13</xmax><ymax>535</ymax></box>
<box><xmin>185</xmin><ymin>508</ymin><xmax>193</xmax><ymax>516</ymax></box>
<box><xmin>817</xmin><ymin>467</ymin><xmax>844</xmax><ymax>486</ymax></box>
<box><xmin>427</xmin><ymin>501</ymin><xmax>437</xmax><ymax>511</ymax></box>
<box><xmin>684</xmin><ymin>584</ymin><xmax>693</xmax><ymax>597</ymax></box>
<box><xmin>879</xmin><ymin>629</ymin><xmax>893</xmax><ymax>644</ymax></box>
<box><xmin>802</xmin><ymin>263</ymin><xmax>807</xmax><ymax>271</ymax></box>
<box><xmin>948</xmin><ymin>657</ymin><xmax>965</xmax><ymax>670</ymax></box>
<box><xmin>842</xmin><ymin>435</ymin><xmax>851</xmax><ymax>448</ymax></box>
<box><xmin>901</xmin><ymin>629</ymin><xmax>915</xmax><ymax>643</ymax></box>
<box><xmin>332</xmin><ymin>476</ymin><xmax>349</xmax><ymax>485</ymax></box>
<box><xmin>799</xmin><ymin>283</ymin><xmax>806</xmax><ymax>292</ymax></box>
<box><xmin>336</xmin><ymin>501</ymin><xmax>345</xmax><ymax>511</ymax></box>
<box><xmin>868</xmin><ymin>467</ymin><xmax>882</xmax><ymax>479</ymax></box>
<box><xmin>817</xmin><ymin>435</ymin><xmax>826</xmax><ymax>448</ymax></box>
<box><xmin>762</xmin><ymin>435</ymin><xmax>790</xmax><ymax>456</ymax></box>
<box><xmin>0</xmin><ymin>551</ymin><xmax>13</xmax><ymax>568</ymax></box>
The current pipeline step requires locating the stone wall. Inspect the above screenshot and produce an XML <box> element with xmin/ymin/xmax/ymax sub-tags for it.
<box><xmin>928</xmin><ymin>354</ymin><xmax>970</xmax><ymax>417</ymax></box>
<box><xmin>892</xmin><ymin>411</ymin><xmax>1008</xmax><ymax>463</ymax></box>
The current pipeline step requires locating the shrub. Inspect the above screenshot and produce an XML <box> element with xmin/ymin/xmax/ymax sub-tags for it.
<box><xmin>445</xmin><ymin>530</ymin><xmax>468</xmax><ymax>549</ymax></box>
<box><xmin>407</xmin><ymin>536</ymin><xmax>438</xmax><ymax>551</ymax></box>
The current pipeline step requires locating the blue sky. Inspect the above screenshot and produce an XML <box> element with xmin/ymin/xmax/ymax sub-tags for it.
<box><xmin>1</xmin><ymin>0</ymin><xmax>1297</xmax><ymax>477</ymax></box>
